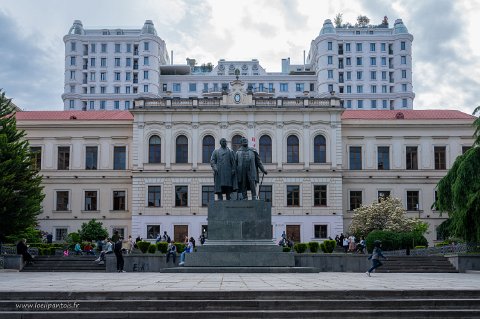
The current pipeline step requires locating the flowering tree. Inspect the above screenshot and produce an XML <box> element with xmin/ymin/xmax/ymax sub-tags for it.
<box><xmin>349</xmin><ymin>196</ymin><xmax>425</xmax><ymax>238</ymax></box>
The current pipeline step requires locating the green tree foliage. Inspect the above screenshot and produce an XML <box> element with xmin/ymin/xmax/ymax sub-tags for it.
<box><xmin>333</xmin><ymin>13</ymin><xmax>343</xmax><ymax>28</ymax></box>
<box><xmin>366</xmin><ymin>230</ymin><xmax>427</xmax><ymax>252</ymax></box>
<box><xmin>0</xmin><ymin>90</ymin><xmax>44</xmax><ymax>237</ymax></box>
<box><xmin>356</xmin><ymin>15</ymin><xmax>370</xmax><ymax>27</ymax></box>
<box><xmin>435</xmin><ymin>106</ymin><xmax>480</xmax><ymax>242</ymax></box>
<box><xmin>77</xmin><ymin>219</ymin><xmax>108</xmax><ymax>241</ymax></box>
<box><xmin>349</xmin><ymin>196</ymin><xmax>426</xmax><ymax>238</ymax></box>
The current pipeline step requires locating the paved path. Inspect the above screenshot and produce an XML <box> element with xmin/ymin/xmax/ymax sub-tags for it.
<box><xmin>0</xmin><ymin>271</ymin><xmax>479</xmax><ymax>292</ymax></box>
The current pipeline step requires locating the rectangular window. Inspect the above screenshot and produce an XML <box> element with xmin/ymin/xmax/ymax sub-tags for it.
<box><xmin>85</xmin><ymin>146</ymin><xmax>98</xmax><ymax>170</ymax></box>
<box><xmin>356</xmin><ymin>57</ymin><xmax>362</xmax><ymax>66</ymax></box>
<box><xmin>173</xmin><ymin>83</ymin><xmax>181</xmax><ymax>92</ymax></box>
<box><xmin>125</xmin><ymin>72</ymin><xmax>131</xmax><ymax>81</ymax></box>
<box><xmin>401</xmin><ymin>56</ymin><xmax>407</xmax><ymax>64</ymax></box>
<box><xmin>382</xmin><ymin>100</ymin><xmax>388</xmax><ymax>109</ymax></box>
<box><xmin>100</xmin><ymin>86</ymin><xmax>106</xmax><ymax>94</ymax></box>
<box><xmin>101</xmin><ymin>43</ymin><xmax>107</xmax><ymax>53</ymax></box>
<box><xmin>115</xmin><ymin>43</ymin><xmax>121</xmax><ymax>53</ymax></box>
<box><xmin>345</xmin><ymin>43</ymin><xmax>351</xmax><ymax>52</ymax></box>
<box><xmin>382</xmin><ymin>71</ymin><xmax>387</xmax><ymax>80</ymax></box>
<box><xmin>89</xmin><ymin>72</ymin><xmax>95</xmax><ymax>81</ymax></box>
<box><xmin>100</xmin><ymin>58</ymin><xmax>106</xmax><ymax>67</ymax></box>
<box><xmin>462</xmin><ymin>146</ymin><xmax>472</xmax><ymax>154</ymax></box>
<box><xmin>287</xmin><ymin>185</ymin><xmax>300</xmax><ymax>206</ymax></box>
<box><xmin>406</xmin><ymin>191</ymin><xmax>419</xmax><ymax>210</ymax></box>
<box><xmin>100</xmin><ymin>72</ymin><xmax>106</xmax><ymax>81</ymax></box>
<box><xmin>144</xmin><ymin>41</ymin><xmax>149</xmax><ymax>51</ymax></box>
<box><xmin>402</xmin><ymin>69</ymin><xmax>407</xmax><ymax>79</ymax></box>
<box><xmin>113</xmin><ymin>191</ymin><xmax>126</xmax><ymax>211</ymax></box>
<box><xmin>349</xmin><ymin>191</ymin><xmax>362</xmax><ymax>210</ymax></box>
<box><xmin>144</xmin><ymin>85</ymin><xmax>149</xmax><ymax>93</ymax></box>
<box><xmin>89</xmin><ymin>101</ymin><xmax>95</xmax><ymax>109</ymax></box>
<box><xmin>56</xmin><ymin>191</ymin><xmax>69</xmax><ymax>211</ymax></box>
<box><xmin>381</xmin><ymin>57</ymin><xmax>387</xmax><ymax>66</ymax></box>
<box><xmin>371</xmin><ymin>86</ymin><xmax>377</xmax><ymax>94</ymax></box>
<box><xmin>144</xmin><ymin>70</ymin><xmax>149</xmax><ymax>80</ymax></box>
<box><xmin>381</xmin><ymin>43</ymin><xmax>386</xmax><ymax>52</ymax></box>
<box><xmin>327</xmin><ymin>70</ymin><xmax>333</xmax><ymax>79</ymax></box>
<box><xmin>70</xmin><ymin>42</ymin><xmax>76</xmax><ymax>51</ymax></box>
<box><xmin>401</xmin><ymin>41</ymin><xmax>406</xmax><ymax>50</ymax></box>
<box><xmin>346</xmin><ymin>71</ymin><xmax>351</xmax><ymax>80</ymax></box>
<box><xmin>84</xmin><ymin>191</ymin><xmax>97</xmax><ymax>211</ymax></box>
<box><xmin>70</xmin><ymin>71</ymin><xmax>76</xmax><ymax>80</ymax></box>
<box><xmin>125</xmin><ymin>57</ymin><xmax>131</xmax><ymax>67</ymax></box>
<box><xmin>201</xmin><ymin>186</ymin><xmax>215</xmax><ymax>207</ymax></box>
<box><xmin>377</xmin><ymin>146</ymin><xmax>390</xmax><ymax>170</ymax></box>
<box><xmin>327</xmin><ymin>56</ymin><xmax>333</xmax><ymax>64</ymax></box>
<box><xmin>434</xmin><ymin>146</ymin><xmax>446</xmax><ymax>170</ymax></box>
<box><xmin>70</xmin><ymin>56</ymin><xmax>76</xmax><ymax>66</ymax></box>
<box><xmin>313</xmin><ymin>185</ymin><xmax>327</xmax><ymax>206</ymax></box>
<box><xmin>124</xmin><ymin>101</ymin><xmax>130</xmax><ymax>109</ymax></box>
<box><xmin>356</xmin><ymin>85</ymin><xmax>363</xmax><ymax>93</ymax></box>
<box><xmin>268</xmin><ymin>83</ymin><xmax>274</xmax><ymax>92</ymax></box>
<box><xmin>295</xmin><ymin>83</ymin><xmax>304</xmax><ymax>92</ymax></box>
<box><xmin>259</xmin><ymin>185</ymin><xmax>272</xmax><ymax>203</ymax></box>
<box><xmin>114</xmin><ymin>101</ymin><xmax>120</xmax><ymax>109</ymax></box>
<box><xmin>402</xmin><ymin>84</ymin><xmax>407</xmax><ymax>92</ymax></box>
<box><xmin>314</xmin><ymin>225</ymin><xmax>328</xmax><ymax>239</ymax></box>
<box><xmin>113</xmin><ymin>146</ymin><xmax>126</xmax><ymax>170</ymax></box>
<box><xmin>356</xmin><ymin>71</ymin><xmax>362</xmax><ymax>80</ymax></box>
<box><xmin>125</xmin><ymin>86</ymin><xmax>131</xmax><ymax>94</ymax></box>
<box><xmin>371</xmin><ymin>100</ymin><xmax>377</xmax><ymax>108</ymax></box>
<box><xmin>143</xmin><ymin>56</ymin><xmax>149</xmax><ymax>65</ymax></box>
<box><xmin>356</xmin><ymin>43</ymin><xmax>362</xmax><ymax>52</ymax></box>
<box><xmin>382</xmin><ymin>85</ymin><xmax>387</xmax><ymax>93</ymax></box>
<box><xmin>370</xmin><ymin>71</ymin><xmax>376</xmax><ymax>80</ymax></box>
<box><xmin>30</xmin><ymin>147</ymin><xmax>42</xmax><ymax>170</ymax></box>
<box><xmin>55</xmin><ymin>228</ymin><xmax>68</xmax><ymax>241</ymax></box>
<box><xmin>114</xmin><ymin>72</ymin><xmax>120</xmax><ymax>81</ymax></box>
<box><xmin>327</xmin><ymin>41</ymin><xmax>333</xmax><ymax>50</ymax></box>
<box><xmin>370</xmin><ymin>57</ymin><xmax>376</xmax><ymax>66</ymax></box>
<box><xmin>126</xmin><ymin>43</ymin><xmax>132</xmax><ymax>53</ymax></box>
<box><xmin>90</xmin><ymin>58</ymin><xmax>96</xmax><ymax>67</ymax></box>
<box><xmin>358</xmin><ymin>100</ymin><xmax>363</xmax><ymax>108</ymax></box>
<box><xmin>406</xmin><ymin>146</ymin><xmax>418</xmax><ymax>170</ymax></box>
<box><xmin>346</xmin><ymin>85</ymin><xmax>351</xmax><ymax>93</ymax></box>
<box><xmin>402</xmin><ymin>98</ymin><xmax>408</xmax><ymax>108</ymax></box>
<box><xmin>57</xmin><ymin>146</ymin><xmax>70</xmax><ymax>170</ymax></box>
<box><xmin>189</xmin><ymin>83</ymin><xmax>196</xmax><ymax>92</ymax></box>
<box><xmin>280</xmin><ymin>83</ymin><xmax>288</xmax><ymax>92</ymax></box>
<box><xmin>346</xmin><ymin>100</ymin><xmax>352</xmax><ymax>108</ymax></box>
<box><xmin>370</xmin><ymin>43</ymin><xmax>376</xmax><ymax>52</ymax></box>
<box><xmin>146</xmin><ymin>225</ymin><xmax>160</xmax><ymax>239</ymax></box>
<box><xmin>349</xmin><ymin>146</ymin><xmax>362</xmax><ymax>170</ymax></box>
<box><xmin>346</xmin><ymin>57</ymin><xmax>351</xmax><ymax>66</ymax></box>
<box><xmin>115</xmin><ymin>58</ymin><xmax>121</xmax><ymax>67</ymax></box>
<box><xmin>100</xmin><ymin>101</ymin><xmax>106</xmax><ymax>109</ymax></box>
<box><xmin>175</xmin><ymin>186</ymin><xmax>188</xmax><ymax>207</ymax></box>
<box><xmin>148</xmin><ymin>186</ymin><xmax>161</xmax><ymax>207</ymax></box>
<box><xmin>378</xmin><ymin>190</ymin><xmax>391</xmax><ymax>201</ymax></box>
<box><xmin>114</xmin><ymin>86</ymin><xmax>120</xmax><ymax>94</ymax></box>
<box><xmin>69</xmin><ymin>100</ymin><xmax>75</xmax><ymax>108</ymax></box>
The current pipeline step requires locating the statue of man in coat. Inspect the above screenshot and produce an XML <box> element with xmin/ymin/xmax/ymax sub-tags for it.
<box><xmin>210</xmin><ymin>138</ymin><xmax>237</xmax><ymax>200</ymax></box>
<box><xmin>235</xmin><ymin>137</ymin><xmax>267</xmax><ymax>200</ymax></box>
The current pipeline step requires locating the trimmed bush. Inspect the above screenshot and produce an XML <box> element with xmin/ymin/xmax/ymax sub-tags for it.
<box><xmin>137</xmin><ymin>241</ymin><xmax>151</xmax><ymax>253</ymax></box>
<box><xmin>324</xmin><ymin>240</ymin><xmax>336</xmax><ymax>253</ymax></box>
<box><xmin>157</xmin><ymin>242</ymin><xmax>168</xmax><ymax>254</ymax></box>
<box><xmin>148</xmin><ymin>244</ymin><xmax>157</xmax><ymax>254</ymax></box>
<box><xmin>320</xmin><ymin>243</ymin><xmax>327</xmax><ymax>253</ymax></box>
<box><xmin>175</xmin><ymin>243</ymin><xmax>186</xmax><ymax>253</ymax></box>
<box><xmin>308</xmin><ymin>241</ymin><xmax>320</xmax><ymax>253</ymax></box>
<box><xmin>282</xmin><ymin>247</ymin><xmax>291</xmax><ymax>252</ymax></box>
<box><xmin>294</xmin><ymin>243</ymin><xmax>308</xmax><ymax>253</ymax></box>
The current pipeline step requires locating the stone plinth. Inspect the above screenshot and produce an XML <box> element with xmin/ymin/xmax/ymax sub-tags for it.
<box><xmin>185</xmin><ymin>200</ymin><xmax>294</xmax><ymax>267</ymax></box>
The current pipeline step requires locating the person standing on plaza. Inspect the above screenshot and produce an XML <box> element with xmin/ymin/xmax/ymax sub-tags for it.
<box><xmin>210</xmin><ymin>138</ymin><xmax>237</xmax><ymax>200</ymax></box>
<box><xmin>114</xmin><ymin>237</ymin><xmax>125</xmax><ymax>272</ymax></box>
<box><xmin>366</xmin><ymin>240</ymin><xmax>388</xmax><ymax>276</ymax></box>
<box><xmin>342</xmin><ymin>236</ymin><xmax>349</xmax><ymax>253</ymax></box>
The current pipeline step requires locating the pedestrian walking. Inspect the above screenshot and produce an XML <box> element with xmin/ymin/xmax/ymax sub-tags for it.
<box><xmin>366</xmin><ymin>240</ymin><xmax>387</xmax><ymax>276</ymax></box>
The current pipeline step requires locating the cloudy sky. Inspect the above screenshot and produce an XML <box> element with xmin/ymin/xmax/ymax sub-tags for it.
<box><xmin>0</xmin><ymin>0</ymin><xmax>479</xmax><ymax>114</ymax></box>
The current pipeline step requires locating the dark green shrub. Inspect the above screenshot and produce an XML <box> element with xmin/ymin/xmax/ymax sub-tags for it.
<box><xmin>366</xmin><ymin>230</ymin><xmax>428</xmax><ymax>252</ymax></box>
<box><xmin>137</xmin><ymin>241</ymin><xmax>151</xmax><ymax>253</ymax></box>
<box><xmin>294</xmin><ymin>243</ymin><xmax>307</xmax><ymax>253</ymax></box>
<box><xmin>320</xmin><ymin>243</ymin><xmax>327</xmax><ymax>253</ymax></box>
<box><xmin>324</xmin><ymin>240</ymin><xmax>336</xmax><ymax>253</ymax></box>
<box><xmin>282</xmin><ymin>247</ymin><xmax>291</xmax><ymax>252</ymax></box>
<box><xmin>175</xmin><ymin>243</ymin><xmax>186</xmax><ymax>253</ymax></box>
<box><xmin>308</xmin><ymin>241</ymin><xmax>320</xmax><ymax>253</ymax></box>
<box><xmin>148</xmin><ymin>244</ymin><xmax>157</xmax><ymax>254</ymax></box>
<box><xmin>49</xmin><ymin>247</ymin><xmax>56</xmax><ymax>255</ymax></box>
<box><xmin>157</xmin><ymin>242</ymin><xmax>168</xmax><ymax>254</ymax></box>
<box><xmin>414</xmin><ymin>246</ymin><xmax>426</xmax><ymax>249</ymax></box>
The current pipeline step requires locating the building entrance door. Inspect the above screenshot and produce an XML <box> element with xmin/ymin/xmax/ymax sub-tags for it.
<box><xmin>174</xmin><ymin>225</ymin><xmax>188</xmax><ymax>243</ymax></box>
<box><xmin>286</xmin><ymin>225</ymin><xmax>300</xmax><ymax>243</ymax></box>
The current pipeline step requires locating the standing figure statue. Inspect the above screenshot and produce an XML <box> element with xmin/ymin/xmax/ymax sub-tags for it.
<box><xmin>210</xmin><ymin>138</ymin><xmax>237</xmax><ymax>200</ymax></box>
<box><xmin>235</xmin><ymin>137</ymin><xmax>267</xmax><ymax>200</ymax></box>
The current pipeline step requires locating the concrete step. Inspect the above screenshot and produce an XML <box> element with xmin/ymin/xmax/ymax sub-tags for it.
<box><xmin>161</xmin><ymin>266</ymin><xmax>318</xmax><ymax>273</ymax></box>
<box><xmin>21</xmin><ymin>255</ymin><xmax>105</xmax><ymax>272</ymax></box>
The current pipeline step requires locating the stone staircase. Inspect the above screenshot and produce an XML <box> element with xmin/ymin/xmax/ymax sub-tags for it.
<box><xmin>1</xmin><ymin>290</ymin><xmax>479</xmax><ymax>318</ymax></box>
<box><xmin>377</xmin><ymin>256</ymin><xmax>458</xmax><ymax>273</ymax></box>
<box><xmin>21</xmin><ymin>255</ymin><xmax>105</xmax><ymax>272</ymax></box>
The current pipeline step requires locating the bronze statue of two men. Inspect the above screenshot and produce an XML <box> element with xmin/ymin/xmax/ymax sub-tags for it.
<box><xmin>210</xmin><ymin>137</ymin><xmax>267</xmax><ymax>200</ymax></box>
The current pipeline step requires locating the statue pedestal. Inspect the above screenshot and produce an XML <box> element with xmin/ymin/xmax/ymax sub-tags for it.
<box><xmin>185</xmin><ymin>200</ymin><xmax>294</xmax><ymax>267</ymax></box>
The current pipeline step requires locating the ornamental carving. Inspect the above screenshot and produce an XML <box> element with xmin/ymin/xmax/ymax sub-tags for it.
<box><xmin>229</xmin><ymin>64</ymin><xmax>235</xmax><ymax>71</ymax></box>
<box><xmin>242</xmin><ymin>64</ymin><xmax>248</xmax><ymax>70</ymax></box>
<box><xmin>219</xmin><ymin>64</ymin><xmax>225</xmax><ymax>71</ymax></box>
<box><xmin>252</xmin><ymin>64</ymin><xmax>258</xmax><ymax>70</ymax></box>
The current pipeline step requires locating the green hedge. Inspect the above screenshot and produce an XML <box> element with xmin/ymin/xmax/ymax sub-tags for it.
<box><xmin>366</xmin><ymin>230</ymin><xmax>428</xmax><ymax>252</ymax></box>
<box><xmin>320</xmin><ymin>240</ymin><xmax>336</xmax><ymax>253</ymax></box>
<box><xmin>294</xmin><ymin>243</ymin><xmax>308</xmax><ymax>253</ymax></box>
<box><xmin>148</xmin><ymin>244</ymin><xmax>157</xmax><ymax>254</ymax></box>
<box><xmin>137</xmin><ymin>241</ymin><xmax>151</xmax><ymax>253</ymax></box>
<box><xmin>282</xmin><ymin>247</ymin><xmax>291</xmax><ymax>252</ymax></box>
<box><xmin>308</xmin><ymin>242</ymin><xmax>319</xmax><ymax>253</ymax></box>
<box><xmin>175</xmin><ymin>243</ymin><xmax>186</xmax><ymax>253</ymax></box>
<box><xmin>156</xmin><ymin>242</ymin><xmax>168</xmax><ymax>254</ymax></box>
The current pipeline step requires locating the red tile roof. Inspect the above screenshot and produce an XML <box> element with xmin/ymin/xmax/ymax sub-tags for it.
<box><xmin>15</xmin><ymin>111</ymin><xmax>133</xmax><ymax>121</ymax></box>
<box><xmin>341</xmin><ymin>110</ymin><xmax>475</xmax><ymax>120</ymax></box>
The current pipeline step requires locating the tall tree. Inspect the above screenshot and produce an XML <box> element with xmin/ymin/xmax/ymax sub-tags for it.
<box><xmin>435</xmin><ymin>107</ymin><xmax>480</xmax><ymax>242</ymax></box>
<box><xmin>0</xmin><ymin>90</ymin><xmax>44</xmax><ymax>237</ymax></box>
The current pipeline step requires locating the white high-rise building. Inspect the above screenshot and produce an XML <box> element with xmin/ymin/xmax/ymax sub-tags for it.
<box><xmin>62</xmin><ymin>20</ymin><xmax>169</xmax><ymax>111</ymax></box>
<box><xmin>307</xmin><ymin>18</ymin><xmax>414</xmax><ymax>110</ymax></box>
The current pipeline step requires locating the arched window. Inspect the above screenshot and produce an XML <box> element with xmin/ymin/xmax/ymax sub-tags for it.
<box><xmin>287</xmin><ymin>135</ymin><xmax>299</xmax><ymax>163</ymax></box>
<box><xmin>202</xmin><ymin>135</ymin><xmax>215</xmax><ymax>163</ymax></box>
<box><xmin>148</xmin><ymin>135</ymin><xmax>161</xmax><ymax>163</ymax></box>
<box><xmin>313</xmin><ymin>135</ymin><xmax>326</xmax><ymax>163</ymax></box>
<box><xmin>259</xmin><ymin>135</ymin><xmax>272</xmax><ymax>163</ymax></box>
<box><xmin>176</xmin><ymin>135</ymin><xmax>188</xmax><ymax>163</ymax></box>
<box><xmin>231</xmin><ymin>135</ymin><xmax>243</xmax><ymax>152</ymax></box>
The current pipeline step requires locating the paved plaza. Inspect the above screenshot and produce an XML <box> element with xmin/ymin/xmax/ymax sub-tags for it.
<box><xmin>1</xmin><ymin>271</ymin><xmax>479</xmax><ymax>292</ymax></box>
